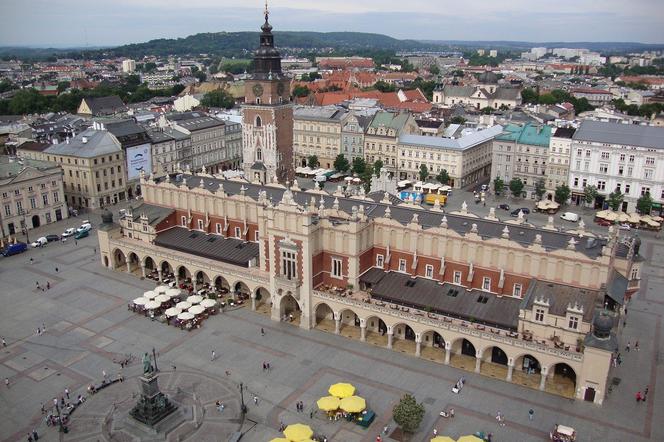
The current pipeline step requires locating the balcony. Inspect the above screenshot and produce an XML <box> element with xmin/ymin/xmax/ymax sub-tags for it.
<box><xmin>274</xmin><ymin>274</ymin><xmax>301</xmax><ymax>299</ymax></box>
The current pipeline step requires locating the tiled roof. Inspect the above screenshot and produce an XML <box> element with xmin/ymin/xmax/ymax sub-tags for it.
<box><xmin>497</xmin><ymin>123</ymin><xmax>551</xmax><ymax>147</ymax></box>
<box><xmin>127</xmin><ymin>203</ymin><xmax>174</xmax><ymax>226</ymax></box>
<box><xmin>521</xmin><ymin>279</ymin><xmax>598</xmax><ymax>322</ymax></box>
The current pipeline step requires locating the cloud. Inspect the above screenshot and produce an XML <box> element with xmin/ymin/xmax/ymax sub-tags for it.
<box><xmin>1</xmin><ymin>0</ymin><xmax>663</xmax><ymax>46</ymax></box>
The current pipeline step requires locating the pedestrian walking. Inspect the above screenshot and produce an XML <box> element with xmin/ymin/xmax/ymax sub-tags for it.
<box><xmin>5</xmin><ymin>377</ymin><xmax>9</xmax><ymax>387</ymax></box>
<box><xmin>644</xmin><ymin>386</ymin><xmax>649</xmax><ymax>397</ymax></box>
<box><xmin>27</xmin><ymin>434</ymin><xmax>33</xmax><ymax>442</ymax></box>
<box><xmin>261</xmin><ymin>327</ymin><xmax>265</xmax><ymax>336</ymax></box>
<box><xmin>64</xmin><ymin>387</ymin><xmax>70</xmax><ymax>399</ymax></box>
<box><xmin>433</xmin><ymin>428</ymin><xmax>438</xmax><ymax>436</ymax></box>
<box><xmin>450</xmin><ymin>408</ymin><xmax>455</xmax><ymax>418</ymax></box>
<box><xmin>102</xmin><ymin>369</ymin><xmax>107</xmax><ymax>380</ymax></box>
<box><xmin>262</xmin><ymin>361</ymin><xmax>267</xmax><ymax>371</ymax></box>
<box><xmin>30</xmin><ymin>257</ymin><xmax>34</xmax><ymax>264</ymax></box>
<box><xmin>267</xmin><ymin>361</ymin><xmax>271</xmax><ymax>371</ymax></box>
<box><xmin>635</xmin><ymin>340</ymin><xmax>639</xmax><ymax>351</ymax></box>
<box><xmin>626</xmin><ymin>341</ymin><xmax>631</xmax><ymax>352</ymax></box>
<box><xmin>42</xmin><ymin>323</ymin><xmax>45</xmax><ymax>332</ymax></box>
<box><xmin>41</xmin><ymin>403</ymin><xmax>45</xmax><ymax>414</ymax></box>
<box><xmin>528</xmin><ymin>408</ymin><xmax>534</xmax><ymax>421</ymax></box>
<box><xmin>32</xmin><ymin>429</ymin><xmax>39</xmax><ymax>441</ymax></box>
<box><xmin>55</xmin><ymin>267</ymin><xmax>58</xmax><ymax>272</ymax></box>
<box><xmin>37</xmin><ymin>327</ymin><xmax>41</xmax><ymax>336</ymax></box>
<box><xmin>253</xmin><ymin>395</ymin><xmax>258</xmax><ymax>405</ymax></box>
<box><xmin>383</xmin><ymin>425</ymin><xmax>389</xmax><ymax>435</ymax></box>
<box><xmin>636</xmin><ymin>391</ymin><xmax>642</xmax><ymax>402</ymax></box>
<box><xmin>75</xmin><ymin>240</ymin><xmax>77</xmax><ymax>246</ymax></box>
<box><xmin>309</xmin><ymin>410</ymin><xmax>314</xmax><ymax>419</ymax></box>
<box><xmin>2</xmin><ymin>337</ymin><xmax>6</xmax><ymax>347</ymax></box>
<box><xmin>211</xmin><ymin>350</ymin><xmax>216</xmax><ymax>361</ymax></box>
<box><xmin>36</xmin><ymin>281</ymin><xmax>40</xmax><ymax>290</ymax></box>
<box><xmin>376</xmin><ymin>435</ymin><xmax>382</xmax><ymax>442</ymax></box>
<box><xmin>46</xmin><ymin>282</ymin><xmax>50</xmax><ymax>290</ymax></box>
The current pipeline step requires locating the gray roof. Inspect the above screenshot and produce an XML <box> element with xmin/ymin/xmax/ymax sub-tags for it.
<box><xmin>360</xmin><ymin>269</ymin><xmax>521</xmax><ymax>330</ymax></box>
<box><xmin>168</xmin><ymin>112</ymin><xmax>224</xmax><ymax>131</ymax></box>
<box><xmin>154</xmin><ymin>226</ymin><xmax>259</xmax><ymax>267</ymax></box>
<box><xmin>399</xmin><ymin>125</ymin><xmax>503</xmax><ymax>151</ymax></box>
<box><xmin>161</xmin><ymin>174</ymin><xmax>609</xmax><ymax>259</ymax></box>
<box><xmin>127</xmin><ymin>203</ymin><xmax>174</xmax><ymax>226</ymax></box>
<box><xmin>521</xmin><ymin>279</ymin><xmax>598</xmax><ymax>322</ymax></box>
<box><xmin>44</xmin><ymin>128</ymin><xmax>122</xmax><ymax>158</ymax></box>
<box><xmin>573</xmin><ymin>120</ymin><xmax>664</xmax><ymax>150</ymax></box>
<box><xmin>440</xmin><ymin>85</ymin><xmax>520</xmax><ymax>101</ymax></box>
<box><xmin>294</xmin><ymin>106</ymin><xmax>348</xmax><ymax>122</ymax></box>
<box><xmin>83</xmin><ymin>96</ymin><xmax>126</xmax><ymax>115</ymax></box>
<box><xmin>0</xmin><ymin>155</ymin><xmax>60</xmax><ymax>181</ymax></box>
<box><xmin>606</xmin><ymin>270</ymin><xmax>628</xmax><ymax>305</ymax></box>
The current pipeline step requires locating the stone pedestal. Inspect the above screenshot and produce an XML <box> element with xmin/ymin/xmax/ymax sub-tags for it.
<box><xmin>130</xmin><ymin>374</ymin><xmax>177</xmax><ymax>426</ymax></box>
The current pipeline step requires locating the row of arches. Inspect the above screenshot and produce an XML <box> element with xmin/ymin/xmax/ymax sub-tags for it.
<box><xmin>313</xmin><ymin>303</ymin><xmax>577</xmax><ymax>398</ymax></box>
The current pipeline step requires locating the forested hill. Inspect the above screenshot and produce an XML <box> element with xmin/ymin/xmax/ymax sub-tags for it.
<box><xmin>102</xmin><ymin>31</ymin><xmax>435</xmax><ymax>58</ymax></box>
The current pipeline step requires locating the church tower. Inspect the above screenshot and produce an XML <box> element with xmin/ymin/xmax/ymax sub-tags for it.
<box><xmin>242</xmin><ymin>1</ymin><xmax>293</xmax><ymax>184</ymax></box>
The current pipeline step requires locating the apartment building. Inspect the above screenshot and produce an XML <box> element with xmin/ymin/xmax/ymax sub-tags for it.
<box><xmin>545</xmin><ymin>127</ymin><xmax>575</xmax><ymax>196</ymax></box>
<box><xmin>364</xmin><ymin>111</ymin><xmax>420</xmax><ymax>172</ymax></box>
<box><xmin>397</xmin><ymin>126</ymin><xmax>502</xmax><ymax>187</ymax></box>
<box><xmin>568</xmin><ymin>120</ymin><xmax>664</xmax><ymax>212</ymax></box>
<box><xmin>0</xmin><ymin>156</ymin><xmax>67</xmax><ymax>237</ymax></box>
<box><xmin>146</xmin><ymin>126</ymin><xmax>192</xmax><ymax>175</ymax></box>
<box><xmin>490</xmin><ymin>123</ymin><xmax>552</xmax><ymax>198</ymax></box>
<box><xmin>341</xmin><ymin>112</ymin><xmax>371</xmax><ymax>163</ymax></box>
<box><xmin>293</xmin><ymin>106</ymin><xmax>349</xmax><ymax>169</ymax></box>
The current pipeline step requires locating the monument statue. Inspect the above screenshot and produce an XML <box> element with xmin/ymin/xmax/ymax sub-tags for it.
<box><xmin>142</xmin><ymin>352</ymin><xmax>154</xmax><ymax>375</ymax></box>
<box><xmin>130</xmin><ymin>352</ymin><xmax>177</xmax><ymax>427</ymax></box>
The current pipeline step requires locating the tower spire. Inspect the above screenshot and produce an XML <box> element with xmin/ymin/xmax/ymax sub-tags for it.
<box><xmin>264</xmin><ymin>0</ymin><xmax>269</xmax><ymax>22</ymax></box>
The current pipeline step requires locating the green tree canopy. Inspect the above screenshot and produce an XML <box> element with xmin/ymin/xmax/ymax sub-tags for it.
<box><xmin>637</xmin><ymin>192</ymin><xmax>653</xmax><ymax>214</ymax></box>
<box><xmin>373</xmin><ymin>159</ymin><xmax>384</xmax><ymax>176</ymax></box>
<box><xmin>521</xmin><ymin>88</ymin><xmax>539</xmax><ymax>104</ymax></box>
<box><xmin>509</xmin><ymin>178</ymin><xmax>524</xmax><ymax>198</ymax></box>
<box><xmin>436</xmin><ymin>169</ymin><xmax>450</xmax><ymax>185</ymax></box>
<box><xmin>419</xmin><ymin>164</ymin><xmax>429</xmax><ymax>181</ymax></box>
<box><xmin>584</xmin><ymin>185</ymin><xmax>599</xmax><ymax>206</ymax></box>
<box><xmin>292</xmin><ymin>85</ymin><xmax>310</xmax><ymax>97</ymax></box>
<box><xmin>449</xmin><ymin>116</ymin><xmax>466</xmax><ymax>125</ymax></box>
<box><xmin>352</xmin><ymin>157</ymin><xmax>367</xmax><ymax>175</ymax></box>
<box><xmin>333</xmin><ymin>154</ymin><xmax>350</xmax><ymax>172</ymax></box>
<box><xmin>608</xmin><ymin>189</ymin><xmax>624</xmax><ymax>211</ymax></box>
<box><xmin>392</xmin><ymin>394</ymin><xmax>425</xmax><ymax>434</ymax></box>
<box><xmin>534</xmin><ymin>178</ymin><xmax>546</xmax><ymax>200</ymax></box>
<box><xmin>374</xmin><ymin>80</ymin><xmax>396</xmax><ymax>92</ymax></box>
<box><xmin>493</xmin><ymin>177</ymin><xmax>505</xmax><ymax>195</ymax></box>
<box><xmin>200</xmin><ymin>89</ymin><xmax>235</xmax><ymax>109</ymax></box>
<box><xmin>554</xmin><ymin>184</ymin><xmax>571</xmax><ymax>205</ymax></box>
<box><xmin>429</xmin><ymin>64</ymin><xmax>440</xmax><ymax>76</ymax></box>
<box><xmin>307</xmin><ymin>155</ymin><xmax>320</xmax><ymax>169</ymax></box>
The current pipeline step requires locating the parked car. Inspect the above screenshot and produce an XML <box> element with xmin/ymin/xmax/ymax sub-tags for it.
<box><xmin>595</xmin><ymin>219</ymin><xmax>612</xmax><ymax>227</ymax></box>
<box><xmin>560</xmin><ymin>212</ymin><xmax>580</xmax><ymax>222</ymax></box>
<box><xmin>510</xmin><ymin>208</ymin><xmax>530</xmax><ymax>217</ymax></box>
<box><xmin>45</xmin><ymin>234</ymin><xmax>60</xmax><ymax>242</ymax></box>
<box><xmin>618</xmin><ymin>223</ymin><xmax>631</xmax><ymax>231</ymax></box>
<box><xmin>480</xmin><ymin>184</ymin><xmax>488</xmax><ymax>192</ymax></box>
<box><xmin>77</xmin><ymin>222</ymin><xmax>92</xmax><ymax>233</ymax></box>
<box><xmin>1</xmin><ymin>242</ymin><xmax>28</xmax><ymax>256</ymax></box>
<box><xmin>74</xmin><ymin>230</ymin><xmax>89</xmax><ymax>239</ymax></box>
<box><xmin>62</xmin><ymin>228</ymin><xmax>76</xmax><ymax>237</ymax></box>
<box><xmin>498</xmin><ymin>204</ymin><xmax>510</xmax><ymax>211</ymax></box>
<box><xmin>31</xmin><ymin>237</ymin><xmax>48</xmax><ymax>248</ymax></box>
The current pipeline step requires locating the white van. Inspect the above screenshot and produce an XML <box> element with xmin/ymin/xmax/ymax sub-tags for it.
<box><xmin>31</xmin><ymin>237</ymin><xmax>47</xmax><ymax>248</ymax></box>
<box><xmin>560</xmin><ymin>212</ymin><xmax>580</xmax><ymax>222</ymax></box>
<box><xmin>314</xmin><ymin>175</ymin><xmax>327</xmax><ymax>183</ymax></box>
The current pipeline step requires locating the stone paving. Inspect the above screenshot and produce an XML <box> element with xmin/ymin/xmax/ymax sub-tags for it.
<box><xmin>0</xmin><ymin>210</ymin><xmax>663</xmax><ymax>442</ymax></box>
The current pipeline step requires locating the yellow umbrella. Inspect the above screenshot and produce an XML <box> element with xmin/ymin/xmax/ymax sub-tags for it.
<box><xmin>457</xmin><ymin>436</ymin><xmax>484</xmax><ymax>442</ymax></box>
<box><xmin>328</xmin><ymin>382</ymin><xmax>356</xmax><ymax>398</ymax></box>
<box><xmin>270</xmin><ymin>439</ymin><xmax>290</xmax><ymax>442</ymax></box>
<box><xmin>431</xmin><ymin>437</ymin><xmax>456</xmax><ymax>442</ymax></box>
<box><xmin>340</xmin><ymin>395</ymin><xmax>366</xmax><ymax>413</ymax></box>
<box><xmin>283</xmin><ymin>423</ymin><xmax>313</xmax><ymax>441</ymax></box>
<box><xmin>317</xmin><ymin>396</ymin><xmax>340</xmax><ymax>411</ymax></box>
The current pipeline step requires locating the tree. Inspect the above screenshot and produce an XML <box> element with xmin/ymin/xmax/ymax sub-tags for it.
<box><xmin>292</xmin><ymin>85</ymin><xmax>310</xmax><ymax>97</ymax></box>
<box><xmin>429</xmin><ymin>64</ymin><xmax>440</xmax><ymax>76</ymax></box>
<box><xmin>419</xmin><ymin>164</ymin><xmax>429</xmax><ymax>181</ymax></box>
<box><xmin>374</xmin><ymin>80</ymin><xmax>396</xmax><ymax>92</ymax></box>
<box><xmin>493</xmin><ymin>177</ymin><xmax>505</xmax><ymax>195</ymax></box>
<box><xmin>193</xmin><ymin>71</ymin><xmax>207</xmax><ymax>82</ymax></box>
<box><xmin>554</xmin><ymin>184</ymin><xmax>571</xmax><ymax>205</ymax></box>
<box><xmin>521</xmin><ymin>88</ymin><xmax>539</xmax><ymax>104</ymax></box>
<box><xmin>534</xmin><ymin>178</ymin><xmax>546</xmax><ymax>200</ymax></box>
<box><xmin>361</xmin><ymin>166</ymin><xmax>374</xmax><ymax>193</ymax></box>
<box><xmin>201</xmin><ymin>89</ymin><xmax>235</xmax><ymax>109</ymax></box>
<box><xmin>636</xmin><ymin>192</ymin><xmax>653</xmax><ymax>214</ymax></box>
<box><xmin>352</xmin><ymin>157</ymin><xmax>367</xmax><ymax>175</ymax></box>
<box><xmin>373</xmin><ymin>159</ymin><xmax>384</xmax><ymax>176</ymax></box>
<box><xmin>583</xmin><ymin>185</ymin><xmax>598</xmax><ymax>207</ymax></box>
<box><xmin>333</xmin><ymin>154</ymin><xmax>350</xmax><ymax>172</ymax></box>
<box><xmin>56</xmin><ymin>81</ymin><xmax>71</xmax><ymax>93</ymax></box>
<box><xmin>449</xmin><ymin>116</ymin><xmax>466</xmax><ymax>125</ymax></box>
<box><xmin>392</xmin><ymin>394</ymin><xmax>425</xmax><ymax>435</ymax></box>
<box><xmin>481</xmin><ymin>106</ymin><xmax>495</xmax><ymax>114</ymax></box>
<box><xmin>509</xmin><ymin>178</ymin><xmax>524</xmax><ymax>198</ymax></box>
<box><xmin>307</xmin><ymin>155</ymin><xmax>320</xmax><ymax>169</ymax></box>
<box><xmin>436</xmin><ymin>169</ymin><xmax>450</xmax><ymax>185</ymax></box>
<box><xmin>608</xmin><ymin>189</ymin><xmax>624</xmax><ymax>211</ymax></box>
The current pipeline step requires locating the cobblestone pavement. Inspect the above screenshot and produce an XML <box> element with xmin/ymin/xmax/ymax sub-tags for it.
<box><xmin>0</xmin><ymin>210</ymin><xmax>663</xmax><ymax>442</ymax></box>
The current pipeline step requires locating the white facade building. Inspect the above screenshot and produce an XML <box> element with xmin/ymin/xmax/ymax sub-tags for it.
<box><xmin>568</xmin><ymin>120</ymin><xmax>664</xmax><ymax>212</ymax></box>
<box><xmin>122</xmin><ymin>59</ymin><xmax>136</xmax><ymax>73</ymax></box>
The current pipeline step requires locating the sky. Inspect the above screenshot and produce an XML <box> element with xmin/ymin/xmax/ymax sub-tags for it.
<box><xmin>2</xmin><ymin>0</ymin><xmax>664</xmax><ymax>47</ymax></box>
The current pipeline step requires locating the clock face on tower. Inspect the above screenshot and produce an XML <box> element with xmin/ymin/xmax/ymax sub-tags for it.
<box><xmin>277</xmin><ymin>82</ymin><xmax>285</xmax><ymax>95</ymax></box>
<box><xmin>253</xmin><ymin>83</ymin><xmax>264</xmax><ymax>97</ymax></box>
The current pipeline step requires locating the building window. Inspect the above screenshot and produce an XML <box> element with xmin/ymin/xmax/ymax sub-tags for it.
<box><xmin>568</xmin><ymin>316</ymin><xmax>579</xmax><ymax>330</ymax></box>
<box><xmin>600</xmin><ymin>152</ymin><xmax>610</xmax><ymax>160</ymax></box>
<box><xmin>641</xmin><ymin>187</ymin><xmax>650</xmax><ymax>197</ymax></box>
<box><xmin>254</xmin><ymin>231</ymin><xmax>260</xmax><ymax>242</ymax></box>
<box><xmin>398</xmin><ymin>259</ymin><xmax>407</xmax><ymax>272</ymax></box>
<box><xmin>234</xmin><ymin>227</ymin><xmax>241</xmax><ymax>238</ymax></box>
<box><xmin>332</xmin><ymin>258</ymin><xmax>343</xmax><ymax>278</ymax></box>
<box><xmin>53</xmin><ymin>192</ymin><xmax>59</xmax><ymax>202</ymax></box>
<box><xmin>535</xmin><ymin>308</ymin><xmax>545</xmax><ymax>322</ymax></box>
<box><xmin>599</xmin><ymin>163</ymin><xmax>608</xmax><ymax>174</ymax></box>
<box><xmin>216</xmin><ymin>223</ymin><xmax>222</xmax><ymax>234</ymax></box>
<box><xmin>29</xmin><ymin>197</ymin><xmax>36</xmax><ymax>209</ymax></box>
<box><xmin>281</xmin><ymin>250</ymin><xmax>297</xmax><ymax>280</ymax></box>
<box><xmin>646</xmin><ymin>156</ymin><xmax>655</xmax><ymax>165</ymax></box>
<box><xmin>644</xmin><ymin>169</ymin><xmax>654</xmax><ymax>180</ymax></box>
<box><xmin>425</xmin><ymin>264</ymin><xmax>434</xmax><ymax>278</ymax></box>
<box><xmin>453</xmin><ymin>271</ymin><xmax>462</xmax><ymax>285</ymax></box>
<box><xmin>197</xmin><ymin>219</ymin><xmax>204</xmax><ymax>230</ymax></box>
<box><xmin>482</xmin><ymin>277</ymin><xmax>491</xmax><ymax>291</ymax></box>
<box><xmin>513</xmin><ymin>283</ymin><xmax>522</xmax><ymax>297</ymax></box>
<box><xmin>631</xmin><ymin>266</ymin><xmax>639</xmax><ymax>279</ymax></box>
<box><xmin>42</xmin><ymin>194</ymin><xmax>48</xmax><ymax>205</ymax></box>
<box><xmin>376</xmin><ymin>254</ymin><xmax>384</xmax><ymax>268</ymax></box>
<box><xmin>256</xmin><ymin>148</ymin><xmax>262</xmax><ymax>161</ymax></box>
<box><xmin>597</xmin><ymin>180</ymin><xmax>606</xmax><ymax>191</ymax></box>
<box><xmin>3</xmin><ymin>204</ymin><xmax>10</xmax><ymax>216</ymax></box>
<box><xmin>181</xmin><ymin>216</ymin><xmax>187</xmax><ymax>227</ymax></box>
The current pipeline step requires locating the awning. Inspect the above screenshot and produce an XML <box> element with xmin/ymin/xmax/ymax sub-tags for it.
<box><xmin>144</xmin><ymin>300</ymin><xmax>161</xmax><ymax>310</ymax></box>
<box><xmin>177</xmin><ymin>312</ymin><xmax>195</xmax><ymax>321</ymax></box>
<box><xmin>164</xmin><ymin>307</ymin><xmax>181</xmax><ymax>317</ymax></box>
<box><xmin>133</xmin><ymin>297</ymin><xmax>148</xmax><ymax>306</ymax></box>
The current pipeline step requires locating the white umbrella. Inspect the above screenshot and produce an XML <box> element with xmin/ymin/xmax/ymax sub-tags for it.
<box><xmin>155</xmin><ymin>294</ymin><xmax>170</xmax><ymax>303</ymax></box>
<box><xmin>187</xmin><ymin>295</ymin><xmax>203</xmax><ymax>304</ymax></box>
<box><xmin>144</xmin><ymin>300</ymin><xmax>161</xmax><ymax>310</ymax></box>
<box><xmin>177</xmin><ymin>312</ymin><xmax>195</xmax><ymax>321</ymax></box>
<box><xmin>188</xmin><ymin>305</ymin><xmax>206</xmax><ymax>315</ymax></box>
<box><xmin>176</xmin><ymin>301</ymin><xmax>192</xmax><ymax>310</ymax></box>
<box><xmin>164</xmin><ymin>307</ymin><xmax>182</xmax><ymax>317</ymax></box>
<box><xmin>133</xmin><ymin>297</ymin><xmax>148</xmax><ymax>306</ymax></box>
<box><xmin>155</xmin><ymin>285</ymin><xmax>169</xmax><ymax>294</ymax></box>
<box><xmin>143</xmin><ymin>291</ymin><xmax>157</xmax><ymax>300</ymax></box>
<box><xmin>200</xmin><ymin>299</ymin><xmax>217</xmax><ymax>308</ymax></box>
<box><xmin>604</xmin><ymin>211</ymin><xmax>618</xmax><ymax>221</ymax></box>
<box><xmin>166</xmin><ymin>288</ymin><xmax>181</xmax><ymax>298</ymax></box>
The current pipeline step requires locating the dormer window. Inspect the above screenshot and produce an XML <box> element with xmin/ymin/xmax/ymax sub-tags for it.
<box><xmin>568</xmin><ymin>316</ymin><xmax>579</xmax><ymax>330</ymax></box>
<box><xmin>535</xmin><ymin>308</ymin><xmax>545</xmax><ymax>322</ymax></box>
